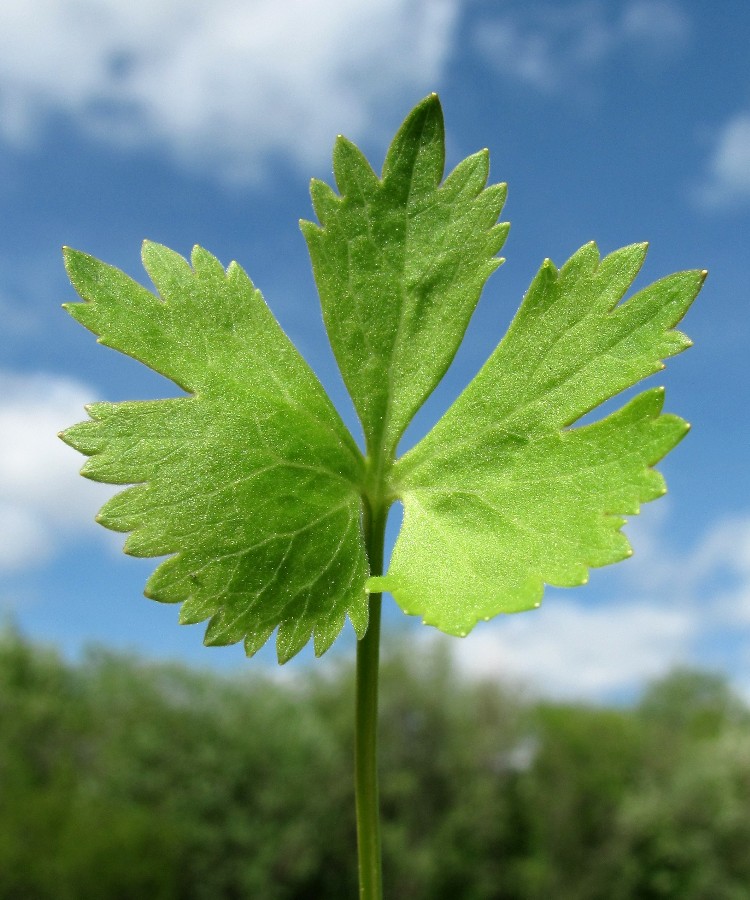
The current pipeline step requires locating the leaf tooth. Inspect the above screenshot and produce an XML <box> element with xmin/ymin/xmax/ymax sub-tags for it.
<box><xmin>276</xmin><ymin>616</ymin><xmax>314</xmax><ymax>664</ymax></box>
<box><xmin>381</xmin><ymin>93</ymin><xmax>444</xmax><ymax>190</ymax></box>
<box><xmin>62</xmin><ymin>247</ymin><xmax>98</xmax><ymax>299</ymax></box>
<box><xmin>622</xmin><ymin>269</ymin><xmax>704</xmax><ymax>342</ymax></box>
<box><xmin>59</xmin><ymin>419</ymin><xmax>100</xmax><ymax>455</ymax></box>
<box><xmin>560</xmin><ymin>241</ymin><xmax>601</xmax><ymax>280</ymax></box>
<box><xmin>507</xmin><ymin>256</ymin><xmax>559</xmax><ymax>326</ymax></box>
<box><xmin>347</xmin><ymin>597</ymin><xmax>369</xmax><ymax>640</ymax></box>
<box><xmin>660</xmin><ymin>329</ymin><xmax>693</xmax><ymax>357</ymax></box>
<box><xmin>299</xmin><ymin>218</ymin><xmax>321</xmax><ymax>243</ymax></box>
<box><xmin>475</xmin><ymin>185</ymin><xmax>509</xmax><ymax>236</ymax></box>
<box><xmin>122</xmin><ymin>529</ymin><xmax>162</xmax><ymax>558</ymax></box>
<box><xmin>487</xmin><ymin>222</ymin><xmax>510</xmax><ymax>257</ymax></box>
<box><xmin>244</xmin><ymin>624</ymin><xmax>276</xmax><ymax>658</ymax></box>
<box><xmin>204</xmin><ymin>611</ymin><xmax>241</xmax><ymax>647</ymax></box>
<box><xmin>440</xmin><ymin>149</ymin><xmax>490</xmax><ymax>200</ymax></box>
<box><xmin>191</xmin><ymin>244</ymin><xmax>226</xmax><ymax>280</ymax></box>
<box><xmin>224</xmin><ymin>261</ymin><xmax>259</xmax><ymax>303</ymax></box>
<box><xmin>63</xmin><ymin>248</ymin><xmax>163</xmax><ymax>335</ymax></box>
<box><xmin>308</xmin><ymin>177</ymin><xmax>341</xmax><ymax>225</ymax></box>
<box><xmin>97</xmin><ymin>484</ymin><xmax>148</xmax><ymax>532</ymax></box>
<box><xmin>333</xmin><ymin>135</ymin><xmax>380</xmax><ymax>197</ymax></box>
<box><xmin>639</xmin><ymin>468</ymin><xmax>668</xmax><ymax>503</ymax></box>
<box><xmin>312</xmin><ymin>614</ymin><xmax>344</xmax><ymax>657</ymax></box>
<box><xmin>141</xmin><ymin>240</ymin><xmax>193</xmax><ymax>304</ymax></box>
<box><xmin>145</xmin><ymin>556</ymin><xmax>188</xmax><ymax>604</ymax></box>
<box><xmin>594</xmin><ymin>242</ymin><xmax>649</xmax><ymax>311</ymax></box>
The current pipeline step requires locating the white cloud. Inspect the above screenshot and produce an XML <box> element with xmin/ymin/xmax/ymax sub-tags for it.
<box><xmin>474</xmin><ymin>0</ymin><xmax>690</xmax><ymax>93</ymax></box>
<box><xmin>691</xmin><ymin>519</ymin><xmax>750</xmax><ymax>628</ymax></box>
<box><xmin>447</xmin><ymin>600</ymin><xmax>695</xmax><ymax>699</ymax></box>
<box><xmin>687</xmin><ymin>515</ymin><xmax>750</xmax><ymax>581</ymax></box>
<box><xmin>620</xmin><ymin>0</ymin><xmax>690</xmax><ymax>47</ymax></box>
<box><xmin>695</xmin><ymin>113</ymin><xmax>750</xmax><ymax>209</ymax></box>
<box><xmin>0</xmin><ymin>0</ymin><xmax>459</xmax><ymax>182</ymax></box>
<box><xmin>0</xmin><ymin>371</ymin><xmax>113</xmax><ymax>570</ymax></box>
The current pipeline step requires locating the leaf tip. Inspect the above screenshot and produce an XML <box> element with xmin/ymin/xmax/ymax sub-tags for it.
<box><xmin>542</xmin><ymin>258</ymin><xmax>556</xmax><ymax>274</ymax></box>
<box><xmin>62</xmin><ymin>246</ymin><xmax>91</xmax><ymax>281</ymax></box>
<box><xmin>420</xmin><ymin>91</ymin><xmax>442</xmax><ymax>112</ymax></box>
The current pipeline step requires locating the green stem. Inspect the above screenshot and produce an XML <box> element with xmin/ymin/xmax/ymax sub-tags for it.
<box><xmin>356</xmin><ymin>498</ymin><xmax>387</xmax><ymax>899</ymax></box>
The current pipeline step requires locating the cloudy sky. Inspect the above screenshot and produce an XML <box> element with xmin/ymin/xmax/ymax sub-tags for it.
<box><xmin>1</xmin><ymin>0</ymin><xmax>748</xmax><ymax>702</ymax></box>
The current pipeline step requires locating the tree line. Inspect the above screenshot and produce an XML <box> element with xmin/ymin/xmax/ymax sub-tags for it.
<box><xmin>1</xmin><ymin>627</ymin><xmax>748</xmax><ymax>899</ymax></box>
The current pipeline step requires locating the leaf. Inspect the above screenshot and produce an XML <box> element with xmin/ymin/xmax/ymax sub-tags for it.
<box><xmin>301</xmin><ymin>94</ymin><xmax>509</xmax><ymax>457</ymax></box>
<box><xmin>60</xmin><ymin>242</ymin><xmax>368</xmax><ymax>662</ymax></box>
<box><xmin>369</xmin><ymin>243</ymin><xmax>705</xmax><ymax>634</ymax></box>
<box><xmin>62</xmin><ymin>97</ymin><xmax>703</xmax><ymax>660</ymax></box>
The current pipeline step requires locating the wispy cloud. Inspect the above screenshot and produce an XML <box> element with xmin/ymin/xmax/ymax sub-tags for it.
<box><xmin>0</xmin><ymin>371</ymin><xmax>113</xmax><ymax>570</ymax></box>
<box><xmin>694</xmin><ymin>112</ymin><xmax>750</xmax><ymax>210</ymax></box>
<box><xmin>0</xmin><ymin>0</ymin><xmax>459</xmax><ymax>183</ymax></box>
<box><xmin>448</xmin><ymin>599</ymin><xmax>695</xmax><ymax>699</ymax></box>
<box><xmin>619</xmin><ymin>0</ymin><xmax>690</xmax><ymax>48</ymax></box>
<box><xmin>474</xmin><ymin>0</ymin><xmax>690</xmax><ymax>93</ymax></box>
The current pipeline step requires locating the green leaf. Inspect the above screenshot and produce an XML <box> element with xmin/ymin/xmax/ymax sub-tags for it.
<box><xmin>61</xmin><ymin>96</ymin><xmax>703</xmax><ymax>662</ymax></box>
<box><xmin>369</xmin><ymin>243</ymin><xmax>705</xmax><ymax>634</ymax></box>
<box><xmin>302</xmin><ymin>94</ymin><xmax>509</xmax><ymax>457</ymax></box>
<box><xmin>60</xmin><ymin>242</ymin><xmax>368</xmax><ymax>662</ymax></box>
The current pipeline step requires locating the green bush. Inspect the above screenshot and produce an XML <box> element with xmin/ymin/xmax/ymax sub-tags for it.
<box><xmin>0</xmin><ymin>629</ymin><xmax>747</xmax><ymax>899</ymax></box>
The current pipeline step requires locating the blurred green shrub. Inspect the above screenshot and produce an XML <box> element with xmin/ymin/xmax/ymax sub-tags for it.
<box><xmin>0</xmin><ymin>628</ymin><xmax>747</xmax><ymax>899</ymax></box>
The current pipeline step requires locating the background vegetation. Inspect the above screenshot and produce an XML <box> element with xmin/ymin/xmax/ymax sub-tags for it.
<box><xmin>1</xmin><ymin>627</ymin><xmax>748</xmax><ymax>899</ymax></box>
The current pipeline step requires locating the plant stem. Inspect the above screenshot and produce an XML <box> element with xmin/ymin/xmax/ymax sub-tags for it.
<box><xmin>356</xmin><ymin>498</ymin><xmax>387</xmax><ymax>899</ymax></box>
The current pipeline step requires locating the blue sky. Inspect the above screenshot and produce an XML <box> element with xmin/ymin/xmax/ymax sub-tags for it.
<box><xmin>1</xmin><ymin>0</ymin><xmax>748</xmax><ymax>701</ymax></box>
